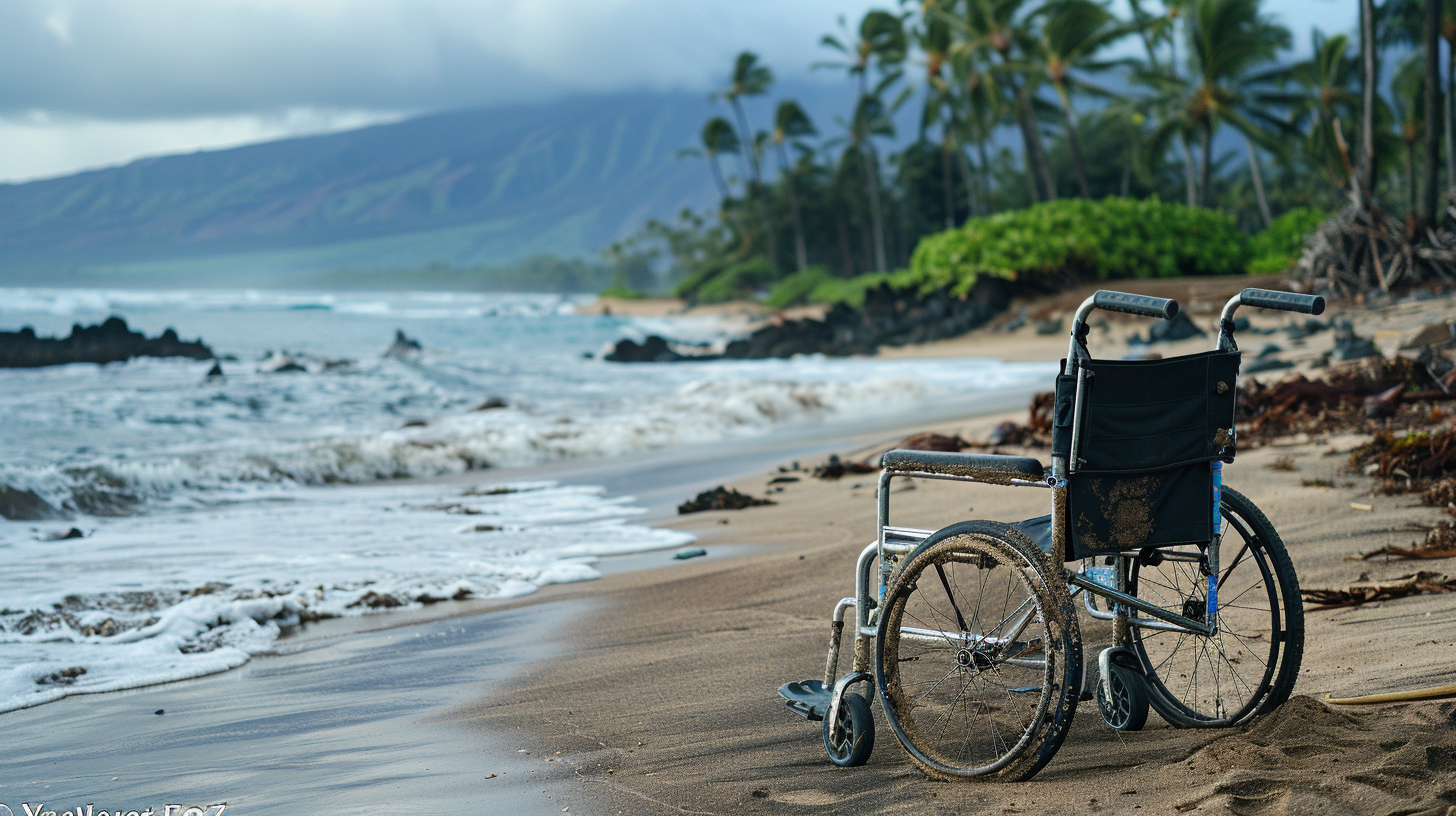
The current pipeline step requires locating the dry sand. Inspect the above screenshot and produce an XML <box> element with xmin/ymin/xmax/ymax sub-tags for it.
<box><xmin>460</xmin><ymin>288</ymin><xmax>1456</xmax><ymax>816</ymax></box>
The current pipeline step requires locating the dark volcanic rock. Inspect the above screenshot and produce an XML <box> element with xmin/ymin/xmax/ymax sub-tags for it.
<box><xmin>383</xmin><ymin>329</ymin><xmax>423</xmax><ymax>359</ymax></box>
<box><xmin>0</xmin><ymin>486</ymin><xmax>68</xmax><ymax>520</ymax></box>
<box><xmin>606</xmin><ymin>277</ymin><xmax>1021</xmax><ymax>362</ymax></box>
<box><xmin>1132</xmin><ymin>311</ymin><xmax>1206</xmax><ymax>345</ymax></box>
<box><xmin>0</xmin><ymin>317</ymin><xmax>213</xmax><ymax>368</ymax></box>
<box><xmin>1332</xmin><ymin>319</ymin><xmax>1382</xmax><ymax>361</ymax></box>
<box><xmin>725</xmin><ymin>277</ymin><xmax>1020</xmax><ymax>360</ymax></box>
<box><xmin>605</xmin><ymin>335</ymin><xmax>722</xmax><ymax>363</ymax></box>
<box><xmin>677</xmin><ymin>486</ymin><xmax>775</xmax><ymax>514</ymax></box>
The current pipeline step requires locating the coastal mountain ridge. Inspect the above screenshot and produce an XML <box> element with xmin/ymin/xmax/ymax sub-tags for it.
<box><xmin>0</xmin><ymin>89</ymin><xmax>840</xmax><ymax>285</ymax></box>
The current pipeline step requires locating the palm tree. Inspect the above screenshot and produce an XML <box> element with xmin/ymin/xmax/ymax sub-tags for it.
<box><xmin>718</xmin><ymin>52</ymin><xmax>774</xmax><ymax>182</ymax></box>
<box><xmin>772</xmin><ymin>100</ymin><xmax>817</xmax><ymax>271</ymax></box>
<box><xmin>698</xmin><ymin>117</ymin><xmax>740</xmax><ymax>199</ymax></box>
<box><xmin>1021</xmin><ymin>0</ymin><xmax>1133</xmax><ymax>198</ymax></box>
<box><xmin>1289</xmin><ymin>30</ymin><xmax>1361</xmax><ymax>191</ymax></box>
<box><xmin>818</xmin><ymin>10</ymin><xmax>909</xmax><ymax>272</ymax></box>
<box><xmin>1128</xmin><ymin>0</ymin><xmax>1202</xmax><ymax>204</ymax></box>
<box><xmin>1392</xmin><ymin>53</ymin><xmax>1428</xmax><ymax>218</ymax></box>
<box><xmin>945</xmin><ymin>0</ymin><xmax>1058</xmax><ymax>201</ymax></box>
<box><xmin>1179</xmin><ymin>0</ymin><xmax>1295</xmax><ymax>210</ymax></box>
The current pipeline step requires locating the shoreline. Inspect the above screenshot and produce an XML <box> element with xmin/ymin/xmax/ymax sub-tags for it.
<box><xmin>4</xmin><ymin>289</ymin><xmax>1455</xmax><ymax>813</ymax></box>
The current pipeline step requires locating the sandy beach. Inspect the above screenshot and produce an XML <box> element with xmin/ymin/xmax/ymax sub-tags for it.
<box><xmin>465</xmin><ymin>288</ymin><xmax>1456</xmax><ymax>816</ymax></box>
<box><xmin>5</xmin><ymin>284</ymin><xmax>1455</xmax><ymax>816</ymax></box>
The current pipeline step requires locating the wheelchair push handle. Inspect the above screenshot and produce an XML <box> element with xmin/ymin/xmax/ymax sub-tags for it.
<box><xmin>1237</xmin><ymin>288</ymin><xmax>1325</xmax><ymax>316</ymax></box>
<box><xmin>1089</xmin><ymin>290</ymin><xmax>1179</xmax><ymax>320</ymax></box>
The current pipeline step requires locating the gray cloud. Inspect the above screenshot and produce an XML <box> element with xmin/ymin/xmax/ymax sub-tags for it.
<box><xmin>0</xmin><ymin>0</ymin><xmax>872</xmax><ymax>120</ymax></box>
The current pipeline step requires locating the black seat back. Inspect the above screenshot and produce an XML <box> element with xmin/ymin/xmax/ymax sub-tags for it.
<box><xmin>1052</xmin><ymin>350</ymin><xmax>1241</xmax><ymax>560</ymax></box>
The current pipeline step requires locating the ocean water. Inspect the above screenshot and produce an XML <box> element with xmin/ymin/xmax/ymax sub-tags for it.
<box><xmin>0</xmin><ymin>287</ymin><xmax>1055</xmax><ymax>712</ymax></box>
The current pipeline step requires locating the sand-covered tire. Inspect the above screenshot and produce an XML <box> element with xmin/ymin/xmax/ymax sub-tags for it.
<box><xmin>1129</xmin><ymin>487</ymin><xmax>1304</xmax><ymax>727</ymax></box>
<box><xmin>1096</xmin><ymin>661</ymin><xmax>1150</xmax><ymax>731</ymax></box>
<box><xmin>822</xmin><ymin>691</ymin><xmax>874</xmax><ymax>767</ymax></box>
<box><xmin>876</xmin><ymin>521</ymin><xmax>1081</xmax><ymax>781</ymax></box>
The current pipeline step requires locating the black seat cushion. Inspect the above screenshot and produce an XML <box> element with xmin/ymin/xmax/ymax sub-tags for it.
<box><xmin>881</xmin><ymin>450</ymin><xmax>1045</xmax><ymax>484</ymax></box>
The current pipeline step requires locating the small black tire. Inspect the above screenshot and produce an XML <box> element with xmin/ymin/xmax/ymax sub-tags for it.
<box><xmin>1096</xmin><ymin>663</ymin><xmax>1150</xmax><ymax>732</ymax></box>
<box><xmin>823</xmin><ymin>692</ymin><xmax>874</xmax><ymax>767</ymax></box>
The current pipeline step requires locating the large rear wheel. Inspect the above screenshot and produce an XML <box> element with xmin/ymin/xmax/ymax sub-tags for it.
<box><xmin>876</xmin><ymin>521</ymin><xmax>1081</xmax><ymax>781</ymax></box>
<box><xmin>1127</xmin><ymin>487</ymin><xmax>1303</xmax><ymax>727</ymax></box>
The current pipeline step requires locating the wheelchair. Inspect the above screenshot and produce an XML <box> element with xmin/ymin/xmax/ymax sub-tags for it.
<box><xmin>779</xmin><ymin>288</ymin><xmax>1322</xmax><ymax>780</ymax></box>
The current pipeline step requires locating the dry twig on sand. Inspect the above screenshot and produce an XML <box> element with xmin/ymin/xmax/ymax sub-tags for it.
<box><xmin>1302</xmin><ymin>570</ymin><xmax>1456</xmax><ymax>607</ymax></box>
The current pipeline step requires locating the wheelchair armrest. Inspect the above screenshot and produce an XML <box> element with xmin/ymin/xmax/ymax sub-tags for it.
<box><xmin>880</xmin><ymin>450</ymin><xmax>1046</xmax><ymax>484</ymax></box>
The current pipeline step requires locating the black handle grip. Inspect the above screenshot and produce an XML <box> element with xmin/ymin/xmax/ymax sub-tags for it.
<box><xmin>1092</xmin><ymin>290</ymin><xmax>1179</xmax><ymax>320</ymax></box>
<box><xmin>1240</xmin><ymin>288</ymin><xmax>1325</xmax><ymax>315</ymax></box>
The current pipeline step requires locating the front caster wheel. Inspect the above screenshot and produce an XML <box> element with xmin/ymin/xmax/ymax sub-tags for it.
<box><xmin>823</xmin><ymin>692</ymin><xmax>874</xmax><ymax>766</ymax></box>
<box><xmin>1097</xmin><ymin>662</ymin><xmax>1149</xmax><ymax>731</ymax></box>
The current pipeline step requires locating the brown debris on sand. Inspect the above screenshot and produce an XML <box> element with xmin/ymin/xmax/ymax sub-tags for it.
<box><xmin>1357</xmin><ymin>520</ymin><xmax>1456</xmax><ymax>561</ymax></box>
<box><xmin>1238</xmin><ymin>356</ymin><xmax>1455</xmax><ymax>444</ymax></box>
<box><xmin>677</xmin><ymin>486</ymin><xmax>775</xmax><ymax>514</ymax></box>
<box><xmin>1302</xmin><ymin>570</ymin><xmax>1456</xmax><ymax>607</ymax></box>
<box><xmin>967</xmin><ymin>391</ymin><xmax>1054</xmax><ymax>448</ymax></box>
<box><xmin>811</xmin><ymin>455</ymin><xmax>875</xmax><ymax>480</ymax></box>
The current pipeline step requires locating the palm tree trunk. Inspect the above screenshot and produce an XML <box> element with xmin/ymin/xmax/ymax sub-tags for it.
<box><xmin>776</xmin><ymin>144</ymin><xmax>809</xmax><ymax>272</ymax></box>
<box><xmin>1245</xmin><ymin>135</ymin><xmax>1273</xmax><ymax>226</ymax></box>
<box><xmin>1447</xmin><ymin>38</ymin><xmax>1455</xmax><ymax>190</ymax></box>
<box><xmin>709</xmin><ymin>154</ymin><xmax>730</xmax><ymax>200</ymax></box>
<box><xmin>730</xmin><ymin>98</ymin><xmax>760</xmax><ymax>183</ymax></box>
<box><xmin>1055</xmin><ymin>84</ymin><xmax>1092</xmax><ymax>198</ymax></box>
<box><xmin>756</xmin><ymin>183</ymin><xmax>780</xmax><ymax>272</ymax></box>
<box><xmin>1006</xmin><ymin>75</ymin><xmax>1055</xmax><ymax>202</ymax></box>
<box><xmin>863</xmin><ymin>143</ymin><xmax>890</xmax><ymax>272</ymax></box>
<box><xmin>978</xmin><ymin>138</ymin><xmax>993</xmax><ymax>215</ymax></box>
<box><xmin>1421</xmin><ymin>0</ymin><xmax>1443</xmax><ymax>225</ymax></box>
<box><xmin>1199</xmin><ymin>123</ymin><xmax>1213</xmax><ymax>207</ymax></box>
<box><xmin>1181</xmin><ymin>137</ymin><xmax>1198</xmax><ymax>206</ymax></box>
<box><xmin>1359</xmin><ymin>0</ymin><xmax>1377</xmax><ymax>207</ymax></box>
<box><xmin>941</xmin><ymin>138</ymin><xmax>956</xmax><ymax>229</ymax></box>
<box><xmin>957</xmin><ymin>146</ymin><xmax>978</xmax><ymax>218</ymax></box>
<box><xmin>1408</xmin><ymin>139</ymin><xmax>1418</xmax><ymax>217</ymax></box>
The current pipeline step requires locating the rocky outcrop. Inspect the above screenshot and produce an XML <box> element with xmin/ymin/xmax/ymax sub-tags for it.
<box><xmin>0</xmin><ymin>317</ymin><xmax>213</xmax><ymax>368</ymax></box>
<box><xmin>607</xmin><ymin>276</ymin><xmax>1021</xmax><ymax>362</ymax></box>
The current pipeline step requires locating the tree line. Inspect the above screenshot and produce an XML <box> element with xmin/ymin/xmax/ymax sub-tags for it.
<box><xmin>603</xmin><ymin>0</ymin><xmax>1452</xmax><ymax>296</ymax></box>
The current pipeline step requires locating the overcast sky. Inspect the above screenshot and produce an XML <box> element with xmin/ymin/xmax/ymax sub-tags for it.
<box><xmin>0</xmin><ymin>0</ymin><xmax>1357</xmax><ymax>184</ymax></box>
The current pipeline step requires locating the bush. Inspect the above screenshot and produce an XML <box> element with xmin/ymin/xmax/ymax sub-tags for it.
<box><xmin>684</xmin><ymin>257</ymin><xmax>778</xmax><ymax>304</ymax></box>
<box><xmin>907</xmin><ymin>198</ymin><xmax>1251</xmax><ymax>296</ymax></box>
<box><xmin>765</xmin><ymin>266</ymin><xmax>833</xmax><ymax>308</ymax></box>
<box><xmin>1248</xmin><ymin>207</ymin><xmax>1329</xmax><ymax>275</ymax></box>
<box><xmin>597</xmin><ymin>286</ymin><xmax>647</xmax><ymax>300</ymax></box>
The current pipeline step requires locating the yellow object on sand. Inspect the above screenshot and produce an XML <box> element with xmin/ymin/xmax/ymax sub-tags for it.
<box><xmin>1325</xmin><ymin>684</ymin><xmax>1456</xmax><ymax>705</ymax></box>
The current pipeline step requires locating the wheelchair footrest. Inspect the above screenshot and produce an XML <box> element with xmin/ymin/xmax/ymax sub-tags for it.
<box><xmin>778</xmin><ymin>680</ymin><xmax>832</xmax><ymax>721</ymax></box>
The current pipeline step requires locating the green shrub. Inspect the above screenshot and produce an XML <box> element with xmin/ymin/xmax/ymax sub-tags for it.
<box><xmin>765</xmin><ymin>266</ymin><xmax>834</xmax><ymax>308</ymax></box>
<box><xmin>688</xmin><ymin>257</ymin><xmax>778</xmax><ymax>304</ymax></box>
<box><xmin>1248</xmin><ymin>207</ymin><xmax>1329</xmax><ymax>275</ymax></box>
<box><xmin>908</xmin><ymin>198</ymin><xmax>1251</xmax><ymax>296</ymax></box>
<box><xmin>597</xmin><ymin>285</ymin><xmax>647</xmax><ymax>300</ymax></box>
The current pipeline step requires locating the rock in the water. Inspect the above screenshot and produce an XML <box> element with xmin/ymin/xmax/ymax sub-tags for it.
<box><xmin>204</xmin><ymin>361</ymin><xmax>224</xmax><ymax>379</ymax></box>
<box><xmin>604</xmin><ymin>335</ymin><xmax>721</xmax><ymax>363</ymax></box>
<box><xmin>383</xmin><ymin>329</ymin><xmax>423</xmax><ymax>359</ymax></box>
<box><xmin>40</xmin><ymin>527</ymin><xmax>86</xmax><ymax>541</ymax></box>
<box><xmin>609</xmin><ymin>277</ymin><xmax>1019</xmax><ymax>362</ymax></box>
<box><xmin>473</xmin><ymin>397</ymin><xmax>508</xmax><ymax>411</ymax></box>
<box><xmin>677</xmin><ymin>486</ymin><xmax>776</xmax><ymax>514</ymax></box>
<box><xmin>0</xmin><ymin>317</ymin><xmax>213</xmax><ymax>368</ymax></box>
<box><xmin>0</xmin><ymin>486</ymin><xmax>68</xmax><ymax>521</ymax></box>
